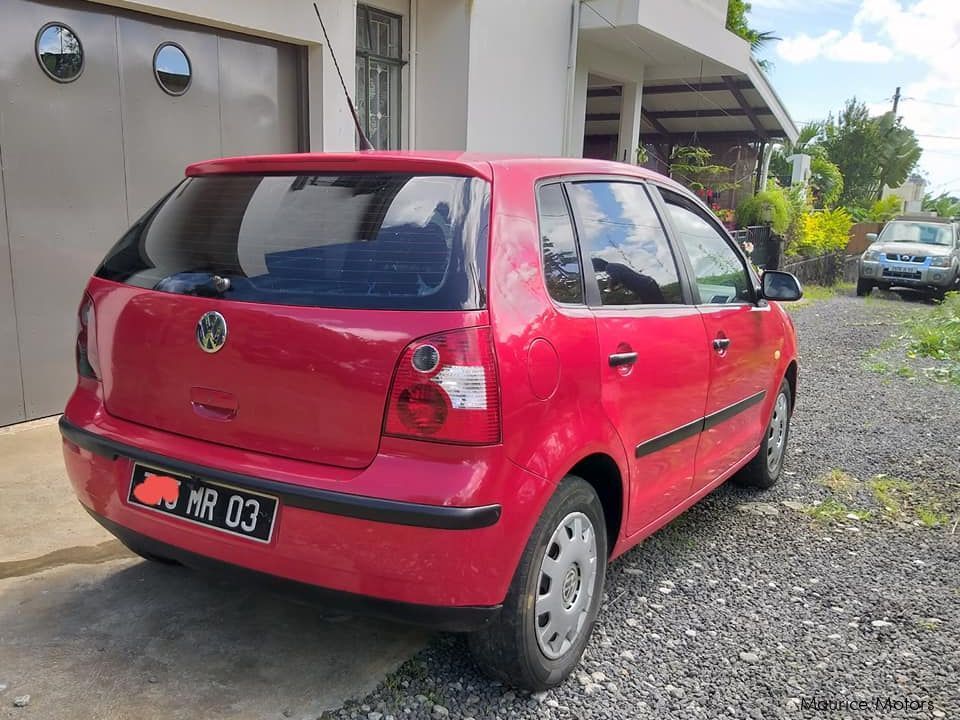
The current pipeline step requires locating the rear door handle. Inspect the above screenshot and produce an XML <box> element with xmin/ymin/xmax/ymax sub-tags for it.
<box><xmin>713</xmin><ymin>338</ymin><xmax>732</xmax><ymax>352</ymax></box>
<box><xmin>608</xmin><ymin>352</ymin><xmax>638</xmax><ymax>367</ymax></box>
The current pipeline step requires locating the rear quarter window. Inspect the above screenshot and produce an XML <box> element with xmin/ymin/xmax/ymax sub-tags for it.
<box><xmin>97</xmin><ymin>173</ymin><xmax>490</xmax><ymax>310</ymax></box>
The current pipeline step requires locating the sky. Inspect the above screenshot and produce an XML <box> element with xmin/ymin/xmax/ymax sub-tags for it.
<box><xmin>749</xmin><ymin>0</ymin><xmax>960</xmax><ymax>197</ymax></box>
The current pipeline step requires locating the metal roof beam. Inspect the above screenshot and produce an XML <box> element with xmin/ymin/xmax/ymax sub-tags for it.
<box><xmin>722</xmin><ymin>75</ymin><xmax>769</xmax><ymax>139</ymax></box>
<box><xmin>643</xmin><ymin>79</ymin><xmax>752</xmax><ymax>95</ymax></box>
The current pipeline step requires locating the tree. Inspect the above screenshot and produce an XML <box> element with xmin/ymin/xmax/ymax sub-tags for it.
<box><xmin>820</xmin><ymin>99</ymin><xmax>922</xmax><ymax>208</ymax></box>
<box><xmin>923</xmin><ymin>192</ymin><xmax>960</xmax><ymax>218</ymax></box>
<box><xmin>768</xmin><ymin>123</ymin><xmax>843</xmax><ymax>208</ymax></box>
<box><xmin>726</xmin><ymin>0</ymin><xmax>780</xmax><ymax>70</ymax></box>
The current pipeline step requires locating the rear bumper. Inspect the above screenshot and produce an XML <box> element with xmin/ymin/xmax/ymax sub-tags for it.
<box><xmin>61</xmin><ymin>402</ymin><xmax>553</xmax><ymax>614</ymax></box>
<box><xmin>85</xmin><ymin>507</ymin><xmax>500</xmax><ymax>631</ymax></box>
<box><xmin>61</xmin><ymin>418</ymin><xmax>500</xmax><ymax>531</ymax></box>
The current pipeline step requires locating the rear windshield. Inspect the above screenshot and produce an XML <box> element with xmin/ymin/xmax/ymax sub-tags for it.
<box><xmin>97</xmin><ymin>173</ymin><xmax>490</xmax><ymax>310</ymax></box>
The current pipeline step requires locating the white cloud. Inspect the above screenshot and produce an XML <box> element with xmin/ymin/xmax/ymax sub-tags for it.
<box><xmin>770</xmin><ymin>0</ymin><xmax>960</xmax><ymax>190</ymax></box>
<box><xmin>777</xmin><ymin>29</ymin><xmax>893</xmax><ymax>63</ymax></box>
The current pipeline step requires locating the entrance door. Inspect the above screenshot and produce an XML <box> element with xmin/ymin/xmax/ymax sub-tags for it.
<box><xmin>0</xmin><ymin>0</ymin><xmax>129</xmax><ymax>420</ymax></box>
<box><xmin>566</xmin><ymin>180</ymin><xmax>710</xmax><ymax>535</ymax></box>
<box><xmin>657</xmin><ymin>188</ymin><xmax>780</xmax><ymax>489</ymax></box>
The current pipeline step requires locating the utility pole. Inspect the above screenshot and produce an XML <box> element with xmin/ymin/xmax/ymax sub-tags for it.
<box><xmin>892</xmin><ymin>86</ymin><xmax>901</xmax><ymax>115</ymax></box>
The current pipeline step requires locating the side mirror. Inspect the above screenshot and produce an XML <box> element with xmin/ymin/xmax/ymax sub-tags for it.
<box><xmin>866</xmin><ymin>232</ymin><xmax>878</xmax><ymax>243</ymax></box>
<box><xmin>761</xmin><ymin>271</ymin><xmax>803</xmax><ymax>302</ymax></box>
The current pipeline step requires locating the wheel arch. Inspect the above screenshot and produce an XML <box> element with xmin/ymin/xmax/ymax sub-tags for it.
<box><xmin>566</xmin><ymin>452</ymin><xmax>624</xmax><ymax>556</ymax></box>
<box><xmin>784</xmin><ymin>359</ymin><xmax>798</xmax><ymax>412</ymax></box>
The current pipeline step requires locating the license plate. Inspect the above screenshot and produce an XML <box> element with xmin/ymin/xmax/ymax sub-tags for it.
<box><xmin>128</xmin><ymin>464</ymin><xmax>278</xmax><ymax>543</ymax></box>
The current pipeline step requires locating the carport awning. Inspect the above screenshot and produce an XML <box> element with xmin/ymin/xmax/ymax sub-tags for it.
<box><xmin>638</xmin><ymin>74</ymin><xmax>792</xmax><ymax>143</ymax></box>
<box><xmin>579</xmin><ymin>0</ymin><xmax>798</xmax><ymax>145</ymax></box>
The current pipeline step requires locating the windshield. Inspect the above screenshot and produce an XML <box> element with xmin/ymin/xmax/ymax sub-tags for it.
<box><xmin>879</xmin><ymin>221</ymin><xmax>954</xmax><ymax>246</ymax></box>
<box><xmin>96</xmin><ymin>173</ymin><xmax>490</xmax><ymax>310</ymax></box>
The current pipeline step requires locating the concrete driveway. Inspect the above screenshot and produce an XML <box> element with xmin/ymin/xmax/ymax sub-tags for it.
<box><xmin>0</xmin><ymin>419</ymin><xmax>428</xmax><ymax>719</ymax></box>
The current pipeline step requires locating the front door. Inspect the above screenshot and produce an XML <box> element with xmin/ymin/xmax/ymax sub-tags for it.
<box><xmin>657</xmin><ymin>188</ymin><xmax>780</xmax><ymax>489</ymax></box>
<box><xmin>566</xmin><ymin>180</ymin><xmax>710</xmax><ymax>535</ymax></box>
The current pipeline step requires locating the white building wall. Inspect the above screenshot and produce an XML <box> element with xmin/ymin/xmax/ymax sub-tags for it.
<box><xmin>463</xmin><ymin>0</ymin><xmax>572</xmax><ymax>156</ymax></box>
<box><xmin>414</xmin><ymin>0</ymin><xmax>469</xmax><ymax>150</ymax></box>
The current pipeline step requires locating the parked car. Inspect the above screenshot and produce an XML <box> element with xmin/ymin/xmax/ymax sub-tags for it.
<box><xmin>857</xmin><ymin>216</ymin><xmax>960</xmax><ymax>299</ymax></box>
<box><xmin>61</xmin><ymin>152</ymin><xmax>802</xmax><ymax>691</ymax></box>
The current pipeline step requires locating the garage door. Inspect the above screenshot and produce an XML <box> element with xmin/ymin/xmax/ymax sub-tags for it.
<box><xmin>0</xmin><ymin>0</ymin><xmax>304</xmax><ymax>424</ymax></box>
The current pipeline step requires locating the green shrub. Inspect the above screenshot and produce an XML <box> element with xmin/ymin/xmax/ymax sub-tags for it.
<box><xmin>866</xmin><ymin>196</ymin><xmax>902</xmax><ymax>222</ymax></box>
<box><xmin>906</xmin><ymin>292</ymin><xmax>960</xmax><ymax>363</ymax></box>
<box><xmin>792</xmin><ymin>207</ymin><xmax>853</xmax><ymax>256</ymax></box>
<box><xmin>810</xmin><ymin>156</ymin><xmax>844</xmax><ymax>208</ymax></box>
<box><xmin>846</xmin><ymin>196</ymin><xmax>903</xmax><ymax>223</ymax></box>
<box><xmin>736</xmin><ymin>186</ymin><xmax>792</xmax><ymax>234</ymax></box>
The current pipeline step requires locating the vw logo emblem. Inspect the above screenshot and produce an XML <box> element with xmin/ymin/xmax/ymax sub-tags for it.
<box><xmin>196</xmin><ymin>311</ymin><xmax>227</xmax><ymax>353</ymax></box>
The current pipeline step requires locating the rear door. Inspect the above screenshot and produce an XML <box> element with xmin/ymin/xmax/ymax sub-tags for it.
<box><xmin>566</xmin><ymin>179</ymin><xmax>709</xmax><ymax>535</ymax></box>
<box><xmin>656</xmin><ymin>187</ymin><xmax>779</xmax><ymax>489</ymax></box>
<box><xmin>92</xmin><ymin>172</ymin><xmax>490</xmax><ymax>469</ymax></box>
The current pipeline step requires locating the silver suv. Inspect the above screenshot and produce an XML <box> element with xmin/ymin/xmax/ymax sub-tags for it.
<box><xmin>857</xmin><ymin>217</ymin><xmax>960</xmax><ymax>299</ymax></box>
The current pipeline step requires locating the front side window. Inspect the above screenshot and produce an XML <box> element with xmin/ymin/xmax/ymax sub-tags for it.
<box><xmin>538</xmin><ymin>184</ymin><xmax>583</xmax><ymax>304</ymax></box>
<box><xmin>661</xmin><ymin>189</ymin><xmax>752</xmax><ymax>304</ymax></box>
<box><xmin>96</xmin><ymin>173</ymin><xmax>489</xmax><ymax>310</ymax></box>
<box><xmin>356</xmin><ymin>5</ymin><xmax>403</xmax><ymax>150</ymax></box>
<box><xmin>567</xmin><ymin>181</ymin><xmax>683</xmax><ymax>306</ymax></box>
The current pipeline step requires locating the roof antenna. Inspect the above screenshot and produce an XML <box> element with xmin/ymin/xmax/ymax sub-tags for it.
<box><xmin>313</xmin><ymin>2</ymin><xmax>374</xmax><ymax>151</ymax></box>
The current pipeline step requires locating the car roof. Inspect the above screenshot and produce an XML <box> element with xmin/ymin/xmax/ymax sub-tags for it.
<box><xmin>185</xmin><ymin>151</ymin><xmax>684</xmax><ymax>191</ymax></box>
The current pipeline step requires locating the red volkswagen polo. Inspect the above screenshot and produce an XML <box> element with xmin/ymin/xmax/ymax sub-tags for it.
<box><xmin>62</xmin><ymin>152</ymin><xmax>801</xmax><ymax>690</ymax></box>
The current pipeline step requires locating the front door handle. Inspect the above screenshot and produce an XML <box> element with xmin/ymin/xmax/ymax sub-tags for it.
<box><xmin>713</xmin><ymin>337</ymin><xmax>732</xmax><ymax>352</ymax></box>
<box><xmin>609</xmin><ymin>351</ymin><xmax>638</xmax><ymax>367</ymax></box>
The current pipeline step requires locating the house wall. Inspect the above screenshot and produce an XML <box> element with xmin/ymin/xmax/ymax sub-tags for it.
<box><xmin>414</xmin><ymin>0</ymin><xmax>469</xmax><ymax>150</ymax></box>
<box><xmin>463</xmin><ymin>0</ymin><xmax>572</xmax><ymax>155</ymax></box>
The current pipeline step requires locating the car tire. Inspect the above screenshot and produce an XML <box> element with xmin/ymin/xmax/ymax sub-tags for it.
<box><xmin>734</xmin><ymin>377</ymin><xmax>792</xmax><ymax>490</ymax></box>
<box><xmin>468</xmin><ymin>476</ymin><xmax>607</xmax><ymax>691</ymax></box>
<box><xmin>856</xmin><ymin>278</ymin><xmax>873</xmax><ymax>297</ymax></box>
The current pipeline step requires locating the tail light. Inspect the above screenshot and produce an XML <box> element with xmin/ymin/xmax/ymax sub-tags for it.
<box><xmin>384</xmin><ymin>327</ymin><xmax>500</xmax><ymax>445</ymax></box>
<box><xmin>76</xmin><ymin>293</ymin><xmax>100</xmax><ymax>380</ymax></box>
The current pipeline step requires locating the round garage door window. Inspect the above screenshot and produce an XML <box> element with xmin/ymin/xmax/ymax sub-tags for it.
<box><xmin>36</xmin><ymin>23</ymin><xmax>84</xmax><ymax>82</ymax></box>
<box><xmin>154</xmin><ymin>43</ymin><xmax>191</xmax><ymax>95</ymax></box>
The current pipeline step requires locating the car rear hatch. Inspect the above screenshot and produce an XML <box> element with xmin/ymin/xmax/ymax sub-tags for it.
<box><xmin>92</xmin><ymin>161</ymin><xmax>491</xmax><ymax>469</ymax></box>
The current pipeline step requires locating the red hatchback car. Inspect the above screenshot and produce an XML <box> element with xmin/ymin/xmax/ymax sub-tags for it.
<box><xmin>62</xmin><ymin>152</ymin><xmax>801</xmax><ymax>690</ymax></box>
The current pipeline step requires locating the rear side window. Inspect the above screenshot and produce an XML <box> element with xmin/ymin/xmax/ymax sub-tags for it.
<box><xmin>567</xmin><ymin>181</ymin><xmax>683</xmax><ymax>306</ymax></box>
<box><xmin>538</xmin><ymin>184</ymin><xmax>583</xmax><ymax>304</ymax></box>
<box><xmin>97</xmin><ymin>173</ymin><xmax>490</xmax><ymax>310</ymax></box>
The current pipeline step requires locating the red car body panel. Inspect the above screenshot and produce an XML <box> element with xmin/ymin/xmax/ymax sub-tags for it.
<box><xmin>61</xmin><ymin>151</ymin><xmax>798</xmax><ymax>620</ymax></box>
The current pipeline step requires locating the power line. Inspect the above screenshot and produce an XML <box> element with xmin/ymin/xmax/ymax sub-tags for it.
<box><xmin>903</xmin><ymin>97</ymin><xmax>960</xmax><ymax>109</ymax></box>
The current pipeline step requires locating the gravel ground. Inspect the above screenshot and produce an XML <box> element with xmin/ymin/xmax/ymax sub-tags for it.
<box><xmin>329</xmin><ymin>291</ymin><xmax>960</xmax><ymax>720</ymax></box>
